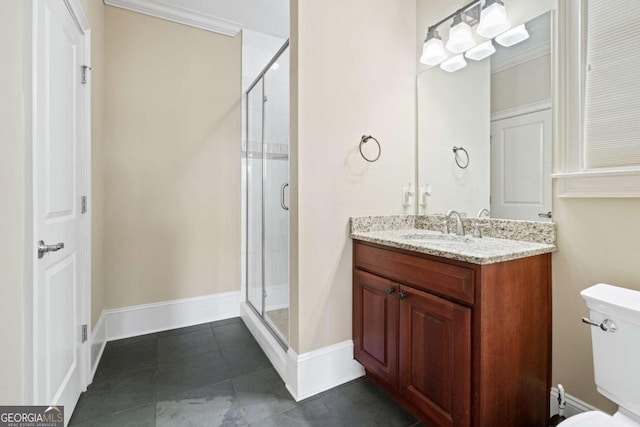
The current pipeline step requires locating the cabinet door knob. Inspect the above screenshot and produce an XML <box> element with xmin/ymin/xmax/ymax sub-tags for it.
<box><xmin>398</xmin><ymin>292</ymin><xmax>407</xmax><ymax>300</ymax></box>
<box><xmin>386</xmin><ymin>287</ymin><xmax>395</xmax><ymax>295</ymax></box>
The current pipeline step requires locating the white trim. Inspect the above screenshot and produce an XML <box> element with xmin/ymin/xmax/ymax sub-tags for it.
<box><xmin>553</xmin><ymin>0</ymin><xmax>640</xmax><ymax>197</ymax></box>
<box><xmin>241</xmin><ymin>303</ymin><xmax>289</xmax><ymax>381</ymax></box>
<box><xmin>22</xmin><ymin>0</ymin><xmax>92</xmax><ymax>404</ymax></box>
<box><xmin>64</xmin><ymin>0</ymin><xmax>94</xmax><ymax>396</ymax></box>
<box><xmin>103</xmin><ymin>0</ymin><xmax>243</xmax><ymax>36</ymax></box>
<box><xmin>491</xmin><ymin>40</ymin><xmax>551</xmax><ymax>74</ymax></box>
<box><xmin>22</xmin><ymin>0</ymin><xmax>36</xmax><ymax>405</ymax></box>
<box><xmin>553</xmin><ymin>169</ymin><xmax>640</xmax><ymax>198</ymax></box>
<box><xmin>104</xmin><ymin>291</ymin><xmax>242</xmax><ymax>341</ymax></box>
<box><xmin>89</xmin><ymin>313</ymin><xmax>106</xmax><ymax>382</ymax></box>
<box><xmin>550</xmin><ymin>387</ymin><xmax>600</xmax><ymax>418</ymax></box>
<box><xmin>64</xmin><ymin>0</ymin><xmax>90</xmax><ymax>32</ymax></box>
<box><xmin>241</xmin><ymin>300</ymin><xmax>364</xmax><ymax>402</ymax></box>
<box><xmin>491</xmin><ymin>99</ymin><xmax>552</xmax><ymax>122</ymax></box>
<box><xmin>286</xmin><ymin>341</ymin><xmax>365</xmax><ymax>401</ymax></box>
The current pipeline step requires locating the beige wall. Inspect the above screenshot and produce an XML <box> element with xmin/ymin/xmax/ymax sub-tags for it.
<box><xmin>103</xmin><ymin>7</ymin><xmax>242</xmax><ymax>309</ymax></box>
<box><xmin>551</xmin><ymin>194</ymin><xmax>640</xmax><ymax>413</ymax></box>
<box><xmin>293</xmin><ymin>0</ymin><xmax>417</xmax><ymax>353</ymax></box>
<box><xmin>78</xmin><ymin>0</ymin><xmax>106</xmax><ymax>328</ymax></box>
<box><xmin>491</xmin><ymin>54</ymin><xmax>551</xmax><ymax>113</ymax></box>
<box><xmin>0</xmin><ymin>0</ymin><xmax>23</xmax><ymax>405</ymax></box>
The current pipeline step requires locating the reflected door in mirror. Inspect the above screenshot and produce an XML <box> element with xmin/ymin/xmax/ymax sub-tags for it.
<box><xmin>490</xmin><ymin>109</ymin><xmax>552</xmax><ymax>221</ymax></box>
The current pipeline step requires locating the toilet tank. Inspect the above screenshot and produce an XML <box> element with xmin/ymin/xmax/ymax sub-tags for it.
<box><xmin>581</xmin><ymin>284</ymin><xmax>640</xmax><ymax>418</ymax></box>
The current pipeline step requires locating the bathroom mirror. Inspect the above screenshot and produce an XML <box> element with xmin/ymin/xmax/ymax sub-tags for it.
<box><xmin>417</xmin><ymin>10</ymin><xmax>553</xmax><ymax>221</ymax></box>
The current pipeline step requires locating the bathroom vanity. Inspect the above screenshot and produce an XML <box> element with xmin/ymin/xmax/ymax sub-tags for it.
<box><xmin>351</xmin><ymin>215</ymin><xmax>556</xmax><ymax>426</ymax></box>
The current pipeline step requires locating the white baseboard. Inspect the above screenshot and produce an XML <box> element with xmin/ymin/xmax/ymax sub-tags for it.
<box><xmin>286</xmin><ymin>341</ymin><xmax>365</xmax><ymax>401</ymax></box>
<box><xmin>87</xmin><ymin>291</ymin><xmax>242</xmax><ymax>388</ymax></box>
<box><xmin>550</xmin><ymin>387</ymin><xmax>600</xmax><ymax>418</ymax></box>
<box><xmin>92</xmin><ymin>294</ymin><xmax>362</xmax><ymax>405</ymax></box>
<box><xmin>103</xmin><ymin>291</ymin><xmax>242</xmax><ymax>341</ymax></box>
<box><xmin>241</xmin><ymin>303</ymin><xmax>289</xmax><ymax>380</ymax></box>
<box><xmin>89</xmin><ymin>312</ymin><xmax>106</xmax><ymax>381</ymax></box>
<box><xmin>241</xmin><ymin>301</ymin><xmax>364</xmax><ymax>402</ymax></box>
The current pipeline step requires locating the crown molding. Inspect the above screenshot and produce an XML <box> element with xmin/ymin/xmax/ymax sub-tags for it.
<box><xmin>104</xmin><ymin>0</ymin><xmax>243</xmax><ymax>36</ymax></box>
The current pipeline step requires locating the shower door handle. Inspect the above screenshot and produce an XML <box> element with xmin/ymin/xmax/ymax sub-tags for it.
<box><xmin>281</xmin><ymin>183</ymin><xmax>289</xmax><ymax>211</ymax></box>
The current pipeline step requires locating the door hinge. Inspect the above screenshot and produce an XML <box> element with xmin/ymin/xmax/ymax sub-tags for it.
<box><xmin>81</xmin><ymin>324</ymin><xmax>88</xmax><ymax>343</ymax></box>
<box><xmin>81</xmin><ymin>196</ymin><xmax>88</xmax><ymax>214</ymax></box>
<box><xmin>81</xmin><ymin>65</ymin><xmax>92</xmax><ymax>84</ymax></box>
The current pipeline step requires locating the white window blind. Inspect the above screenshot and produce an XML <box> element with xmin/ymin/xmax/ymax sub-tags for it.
<box><xmin>584</xmin><ymin>0</ymin><xmax>640</xmax><ymax>169</ymax></box>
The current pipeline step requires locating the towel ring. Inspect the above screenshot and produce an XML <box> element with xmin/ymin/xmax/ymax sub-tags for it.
<box><xmin>452</xmin><ymin>146</ymin><xmax>469</xmax><ymax>169</ymax></box>
<box><xmin>359</xmin><ymin>135</ymin><xmax>381</xmax><ymax>163</ymax></box>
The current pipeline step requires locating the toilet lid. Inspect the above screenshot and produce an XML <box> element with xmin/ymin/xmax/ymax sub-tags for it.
<box><xmin>561</xmin><ymin>412</ymin><xmax>624</xmax><ymax>427</ymax></box>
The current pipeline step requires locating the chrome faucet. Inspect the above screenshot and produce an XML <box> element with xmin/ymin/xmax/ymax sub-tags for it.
<box><xmin>445</xmin><ymin>210</ymin><xmax>465</xmax><ymax>236</ymax></box>
<box><xmin>477</xmin><ymin>208</ymin><xmax>490</xmax><ymax>218</ymax></box>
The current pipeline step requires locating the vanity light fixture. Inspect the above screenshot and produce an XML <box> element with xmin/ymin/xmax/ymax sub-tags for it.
<box><xmin>440</xmin><ymin>54</ymin><xmax>467</xmax><ymax>72</ymax></box>
<box><xmin>446</xmin><ymin>12</ymin><xmax>476</xmax><ymax>54</ymax></box>
<box><xmin>420</xmin><ymin>27</ymin><xmax>447</xmax><ymax>66</ymax></box>
<box><xmin>476</xmin><ymin>0</ymin><xmax>510</xmax><ymax>39</ymax></box>
<box><xmin>420</xmin><ymin>0</ymin><xmax>523</xmax><ymax>73</ymax></box>
<box><xmin>465</xmin><ymin>40</ymin><xmax>496</xmax><ymax>61</ymax></box>
<box><xmin>495</xmin><ymin>24</ymin><xmax>530</xmax><ymax>47</ymax></box>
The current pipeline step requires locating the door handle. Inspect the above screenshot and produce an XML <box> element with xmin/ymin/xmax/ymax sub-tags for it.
<box><xmin>38</xmin><ymin>240</ymin><xmax>64</xmax><ymax>259</ymax></box>
<box><xmin>280</xmin><ymin>183</ymin><xmax>289</xmax><ymax>211</ymax></box>
<box><xmin>538</xmin><ymin>211</ymin><xmax>552</xmax><ymax>219</ymax></box>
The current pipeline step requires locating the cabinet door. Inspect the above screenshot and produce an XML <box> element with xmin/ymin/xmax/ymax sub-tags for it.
<box><xmin>399</xmin><ymin>285</ymin><xmax>471</xmax><ymax>427</ymax></box>
<box><xmin>353</xmin><ymin>269</ymin><xmax>399</xmax><ymax>388</ymax></box>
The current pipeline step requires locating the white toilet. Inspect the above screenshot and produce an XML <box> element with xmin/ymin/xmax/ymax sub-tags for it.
<box><xmin>560</xmin><ymin>283</ymin><xmax>640</xmax><ymax>426</ymax></box>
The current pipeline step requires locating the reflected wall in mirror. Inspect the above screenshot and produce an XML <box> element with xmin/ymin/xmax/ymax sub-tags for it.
<box><xmin>417</xmin><ymin>9</ymin><xmax>553</xmax><ymax>222</ymax></box>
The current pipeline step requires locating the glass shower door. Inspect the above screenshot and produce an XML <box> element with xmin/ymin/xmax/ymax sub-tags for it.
<box><xmin>246</xmin><ymin>79</ymin><xmax>264</xmax><ymax>315</ymax></box>
<box><xmin>244</xmin><ymin>41</ymin><xmax>290</xmax><ymax>347</ymax></box>
<box><xmin>263</xmin><ymin>48</ymin><xmax>290</xmax><ymax>343</ymax></box>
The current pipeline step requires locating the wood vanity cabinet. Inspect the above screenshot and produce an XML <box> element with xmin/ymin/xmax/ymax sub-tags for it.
<box><xmin>353</xmin><ymin>241</ymin><xmax>551</xmax><ymax>427</ymax></box>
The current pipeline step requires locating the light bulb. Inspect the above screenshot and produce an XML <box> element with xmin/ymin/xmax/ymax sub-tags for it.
<box><xmin>495</xmin><ymin>24</ymin><xmax>529</xmax><ymax>47</ymax></box>
<box><xmin>465</xmin><ymin>40</ymin><xmax>496</xmax><ymax>61</ymax></box>
<box><xmin>446</xmin><ymin>13</ymin><xmax>476</xmax><ymax>54</ymax></box>
<box><xmin>477</xmin><ymin>0</ymin><xmax>511</xmax><ymax>39</ymax></box>
<box><xmin>440</xmin><ymin>54</ymin><xmax>467</xmax><ymax>72</ymax></box>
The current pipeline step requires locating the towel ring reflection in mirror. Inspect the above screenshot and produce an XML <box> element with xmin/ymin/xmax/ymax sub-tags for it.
<box><xmin>359</xmin><ymin>135</ymin><xmax>381</xmax><ymax>163</ymax></box>
<box><xmin>452</xmin><ymin>146</ymin><xmax>469</xmax><ymax>169</ymax></box>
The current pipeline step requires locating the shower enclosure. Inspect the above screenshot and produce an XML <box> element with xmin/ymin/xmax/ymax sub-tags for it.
<box><xmin>244</xmin><ymin>41</ymin><xmax>290</xmax><ymax>347</ymax></box>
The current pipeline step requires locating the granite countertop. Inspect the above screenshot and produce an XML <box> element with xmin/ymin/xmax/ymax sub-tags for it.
<box><xmin>349</xmin><ymin>215</ymin><xmax>557</xmax><ymax>265</ymax></box>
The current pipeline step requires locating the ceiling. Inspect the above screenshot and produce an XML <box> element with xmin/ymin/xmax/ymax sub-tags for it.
<box><xmin>106</xmin><ymin>0</ymin><xmax>289</xmax><ymax>38</ymax></box>
<box><xmin>173</xmin><ymin>0</ymin><xmax>289</xmax><ymax>37</ymax></box>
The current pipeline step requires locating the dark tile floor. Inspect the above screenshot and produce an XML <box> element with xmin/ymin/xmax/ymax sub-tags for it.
<box><xmin>70</xmin><ymin>317</ymin><xmax>420</xmax><ymax>426</ymax></box>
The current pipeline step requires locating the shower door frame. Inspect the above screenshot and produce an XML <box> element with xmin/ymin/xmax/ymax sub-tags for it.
<box><xmin>245</xmin><ymin>40</ymin><xmax>290</xmax><ymax>350</ymax></box>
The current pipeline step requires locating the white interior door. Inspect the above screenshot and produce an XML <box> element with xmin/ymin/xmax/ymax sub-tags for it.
<box><xmin>490</xmin><ymin>109</ymin><xmax>552</xmax><ymax>221</ymax></box>
<box><xmin>34</xmin><ymin>0</ymin><xmax>86</xmax><ymax>421</ymax></box>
